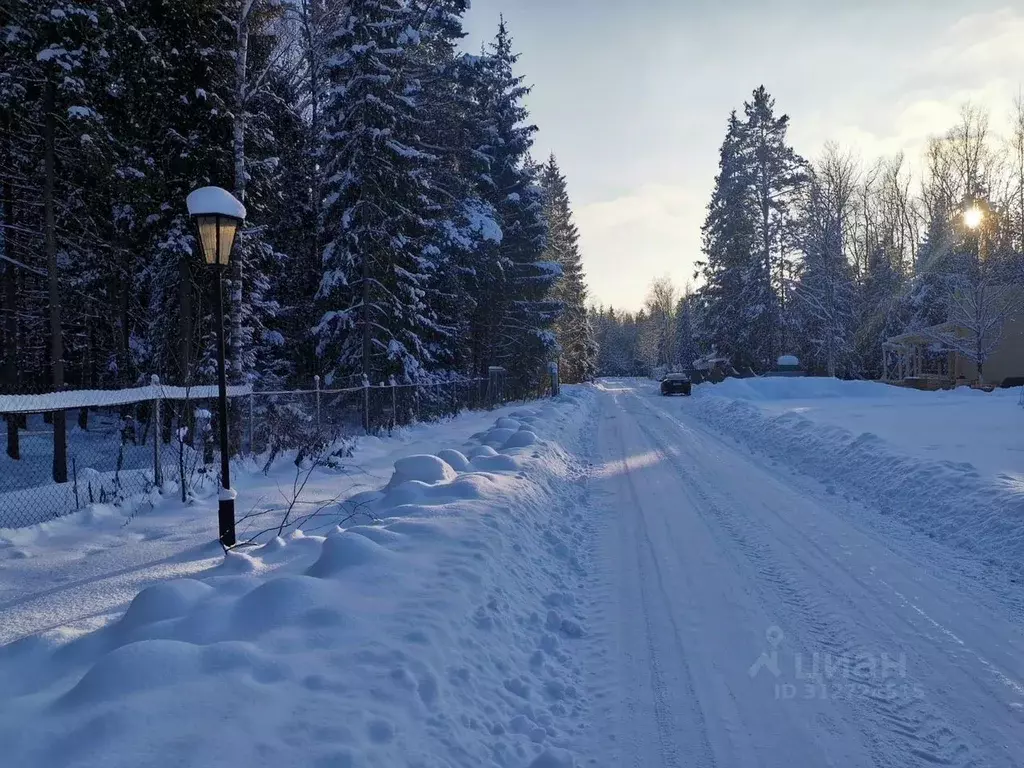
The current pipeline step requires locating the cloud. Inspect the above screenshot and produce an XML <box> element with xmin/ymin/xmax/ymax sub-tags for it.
<box><xmin>801</xmin><ymin>7</ymin><xmax>1024</xmax><ymax>162</ymax></box>
<box><xmin>575</xmin><ymin>185</ymin><xmax>704</xmax><ymax>311</ymax></box>
<box><xmin>569</xmin><ymin>5</ymin><xmax>1024</xmax><ymax>310</ymax></box>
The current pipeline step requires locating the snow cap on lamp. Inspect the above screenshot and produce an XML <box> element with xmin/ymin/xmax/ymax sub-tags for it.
<box><xmin>186</xmin><ymin>186</ymin><xmax>247</xmax><ymax>219</ymax></box>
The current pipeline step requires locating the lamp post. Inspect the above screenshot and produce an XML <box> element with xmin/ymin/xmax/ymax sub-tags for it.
<box><xmin>186</xmin><ymin>186</ymin><xmax>246</xmax><ymax>547</ymax></box>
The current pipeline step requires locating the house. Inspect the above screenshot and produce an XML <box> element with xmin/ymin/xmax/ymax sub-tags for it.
<box><xmin>882</xmin><ymin>286</ymin><xmax>1024</xmax><ymax>389</ymax></box>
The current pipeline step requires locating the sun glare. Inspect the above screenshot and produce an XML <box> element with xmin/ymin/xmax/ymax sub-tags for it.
<box><xmin>963</xmin><ymin>206</ymin><xmax>984</xmax><ymax>230</ymax></box>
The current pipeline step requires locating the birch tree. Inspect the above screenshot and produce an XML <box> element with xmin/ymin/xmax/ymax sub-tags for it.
<box><xmin>934</xmin><ymin>280</ymin><xmax>1019</xmax><ymax>386</ymax></box>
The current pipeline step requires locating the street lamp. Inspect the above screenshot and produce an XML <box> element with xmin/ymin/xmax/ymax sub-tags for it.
<box><xmin>186</xmin><ymin>186</ymin><xmax>246</xmax><ymax>547</ymax></box>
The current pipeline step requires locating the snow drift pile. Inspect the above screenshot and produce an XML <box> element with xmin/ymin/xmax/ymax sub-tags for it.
<box><xmin>689</xmin><ymin>378</ymin><xmax>1024</xmax><ymax>573</ymax></box>
<box><xmin>0</xmin><ymin>388</ymin><xmax>596</xmax><ymax>768</ymax></box>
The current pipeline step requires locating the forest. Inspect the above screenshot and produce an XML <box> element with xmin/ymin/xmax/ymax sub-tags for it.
<box><xmin>594</xmin><ymin>87</ymin><xmax>1024</xmax><ymax>381</ymax></box>
<box><xmin>0</xmin><ymin>0</ymin><xmax>598</xmax><ymax>403</ymax></box>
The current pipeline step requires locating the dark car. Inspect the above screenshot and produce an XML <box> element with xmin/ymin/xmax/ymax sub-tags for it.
<box><xmin>660</xmin><ymin>372</ymin><xmax>692</xmax><ymax>396</ymax></box>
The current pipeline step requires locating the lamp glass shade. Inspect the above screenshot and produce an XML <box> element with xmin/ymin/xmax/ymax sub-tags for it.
<box><xmin>194</xmin><ymin>214</ymin><xmax>240</xmax><ymax>267</ymax></box>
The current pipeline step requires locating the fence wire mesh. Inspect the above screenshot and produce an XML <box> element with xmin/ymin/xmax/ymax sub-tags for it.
<box><xmin>0</xmin><ymin>375</ymin><xmax>527</xmax><ymax>529</ymax></box>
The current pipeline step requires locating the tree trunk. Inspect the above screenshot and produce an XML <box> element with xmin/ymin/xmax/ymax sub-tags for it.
<box><xmin>178</xmin><ymin>253</ymin><xmax>192</xmax><ymax>385</ymax></box>
<box><xmin>759</xmin><ymin>160</ymin><xmax>775</xmax><ymax>365</ymax></box>
<box><xmin>2</xmin><ymin>109</ymin><xmax>20</xmax><ymax>460</ymax></box>
<box><xmin>119</xmin><ymin>255</ymin><xmax>131</xmax><ymax>382</ymax></box>
<box><xmin>44</xmin><ymin>78</ymin><xmax>67</xmax><ymax>483</ymax></box>
<box><xmin>361</xmin><ymin>253</ymin><xmax>371</xmax><ymax>379</ymax></box>
<box><xmin>230</xmin><ymin>1</ymin><xmax>251</xmax><ymax>385</ymax></box>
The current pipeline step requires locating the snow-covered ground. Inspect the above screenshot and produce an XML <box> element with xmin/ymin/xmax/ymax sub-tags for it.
<box><xmin>0</xmin><ymin>390</ymin><xmax>596</xmax><ymax>768</ymax></box>
<box><xmin>686</xmin><ymin>377</ymin><xmax>1024</xmax><ymax>576</ymax></box>
<box><xmin>579</xmin><ymin>379</ymin><xmax>1024</xmax><ymax>768</ymax></box>
<box><xmin>5</xmin><ymin>377</ymin><xmax>1024</xmax><ymax>768</ymax></box>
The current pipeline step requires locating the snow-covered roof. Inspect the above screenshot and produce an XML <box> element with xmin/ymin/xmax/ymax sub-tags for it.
<box><xmin>886</xmin><ymin>322</ymin><xmax>963</xmax><ymax>346</ymax></box>
<box><xmin>777</xmin><ymin>355</ymin><xmax>800</xmax><ymax>367</ymax></box>
<box><xmin>186</xmin><ymin>186</ymin><xmax>247</xmax><ymax>220</ymax></box>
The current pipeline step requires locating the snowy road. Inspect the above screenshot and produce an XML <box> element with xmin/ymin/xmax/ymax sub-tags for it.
<box><xmin>579</xmin><ymin>379</ymin><xmax>1024</xmax><ymax>768</ymax></box>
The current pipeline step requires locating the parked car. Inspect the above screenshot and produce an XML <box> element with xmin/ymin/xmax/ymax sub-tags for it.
<box><xmin>660</xmin><ymin>372</ymin><xmax>692</xmax><ymax>396</ymax></box>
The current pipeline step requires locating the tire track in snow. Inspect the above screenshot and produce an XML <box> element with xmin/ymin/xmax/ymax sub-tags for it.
<box><xmin>583</xmin><ymin>392</ymin><xmax>718</xmax><ymax>768</ymax></box>
<box><xmin>624</xmin><ymin>458</ymin><xmax>716</xmax><ymax>768</ymax></box>
<box><xmin>626</xmin><ymin>408</ymin><xmax>895</xmax><ymax>767</ymax></box>
<box><xmin>629</xmin><ymin>391</ymin><xmax>979</xmax><ymax>768</ymax></box>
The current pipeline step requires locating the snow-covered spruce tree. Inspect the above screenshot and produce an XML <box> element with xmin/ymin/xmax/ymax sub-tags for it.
<box><xmin>674</xmin><ymin>291</ymin><xmax>700</xmax><ymax>371</ymax></box>
<box><xmin>792</xmin><ymin>146</ymin><xmax>858</xmax><ymax>377</ymax></box>
<box><xmin>1</xmin><ymin>0</ymin><xmax>49</xmax><ymax>458</ymax></box>
<box><xmin>435</xmin><ymin>52</ymin><xmax>507</xmax><ymax>376</ymax></box>
<box><xmin>540</xmin><ymin>155</ymin><xmax>596</xmax><ymax>383</ymax></box>
<box><xmin>454</xmin><ymin>50</ymin><xmax>506</xmax><ymax>377</ymax></box>
<box><xmin>697</xmin><ymin>89</ymin><xmax>806</xmax><ymax>372</ymax></box>
<box><xmin>123</xmin><ymin>0</ymin><xmax>236</xmax><ymax>387</ymax></box>
<box><xmin>220</xmin><ymin>0</ymin><xmax>295</xmax><ymax>389</ymax></box>
<box><xmin>696</xmin><ymin>111</ymin><xmax>760</xmax><ymax>369</ymax></box>
<box><xmin>905</xmin><ymin>203</ymin><xmax>959</xmax><ymax>332</ymax></box>
<box><xmin>2</xmin><ymin>0</ymin><xmax>44</xmax><ymax>402</ymax></box>
<box><xmin>406</xmin><ymin>0</ymin><xmax>507</xmax><ymax>379</ymax></box>
<box><xmin>594</xmin><ymin>306</ymin><xmax>640</xmax><ymax>376</ymax></box>
<box><xmin>2</xmin><ymin>0</ymin><xmax>146</xmax><ymax>468</ymax></box>
<box><xmin>854</xmin><ymin>241</ymin><xmax>907</xmax><ymax>379</ymax></box>
<box><xmin>469</xmin><ymin>20</ymin><xmax>559</xmax><ymax>389</ymax></box>
<box><xmin>744</xmin><ymin>86</ymin><xmax>807</xmax><ymax>365</ymax></box>
<box><xmin>315</xmin><ymin>0</ymin><xmax>456</xmax><ymax>385</ymax></box>
<box><xmin>253</xmin><ymin>64</ymin><xmax>320</xmax><ymax>386</ymax></box>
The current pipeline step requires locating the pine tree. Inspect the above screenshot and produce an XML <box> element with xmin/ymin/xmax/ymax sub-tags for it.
<box><xmin>540</xmin><ymin>155</ymin><xmax>596</xmax><ymax>382</ymax></box>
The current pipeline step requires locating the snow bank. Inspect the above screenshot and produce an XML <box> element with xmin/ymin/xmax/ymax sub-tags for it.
<box><xmin>386</xmin><ymin>454</ymin><xmax>459</xmax><ymax>487</ymax></box>
<box><xmin>690</xmin><ymin>378</ymin><xmax>1024</xmax><ymax>572</ymax></box>
<box><xmin>705</xmin><ymin>376</ymin><xmax>915</xmax><ymax>402</ymax></box>
<box><xmin>0</xmin><ymin>386</ymin><xmax>598</xmax><ymax>768</ymax></box>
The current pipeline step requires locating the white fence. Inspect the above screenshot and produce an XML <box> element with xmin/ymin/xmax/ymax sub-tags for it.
<box><xmin>0</xmin><ymin>375</ymin><xmax>511</xmax><ymax>529</ymax></box>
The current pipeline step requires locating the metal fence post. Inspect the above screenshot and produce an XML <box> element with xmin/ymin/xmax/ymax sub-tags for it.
<box><xmin>314</xmin><ymin>374</ymin><xmax>321</xmax><ymax>430</ymax></box>
<box><xmin>391</xmin><ymin>381</ymin><xmax>397</xmax><ymax>428</ymax></box>
<box><xmin>151</xmin><ymin>374</ymin><xmax>162</xmax><ymax>488</ymax></box>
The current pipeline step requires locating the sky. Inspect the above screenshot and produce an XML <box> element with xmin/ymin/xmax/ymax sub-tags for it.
<box><xmin>462</xmin><ymin>1</ymin><xmax>1024</xmax><ymax>312</ymax></box>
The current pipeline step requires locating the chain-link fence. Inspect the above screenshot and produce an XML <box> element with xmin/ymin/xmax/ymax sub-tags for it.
<box><xmin>0</xmin><ymin>370</ymin><xmax>541</xmax><ymax>529</ymax></box>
